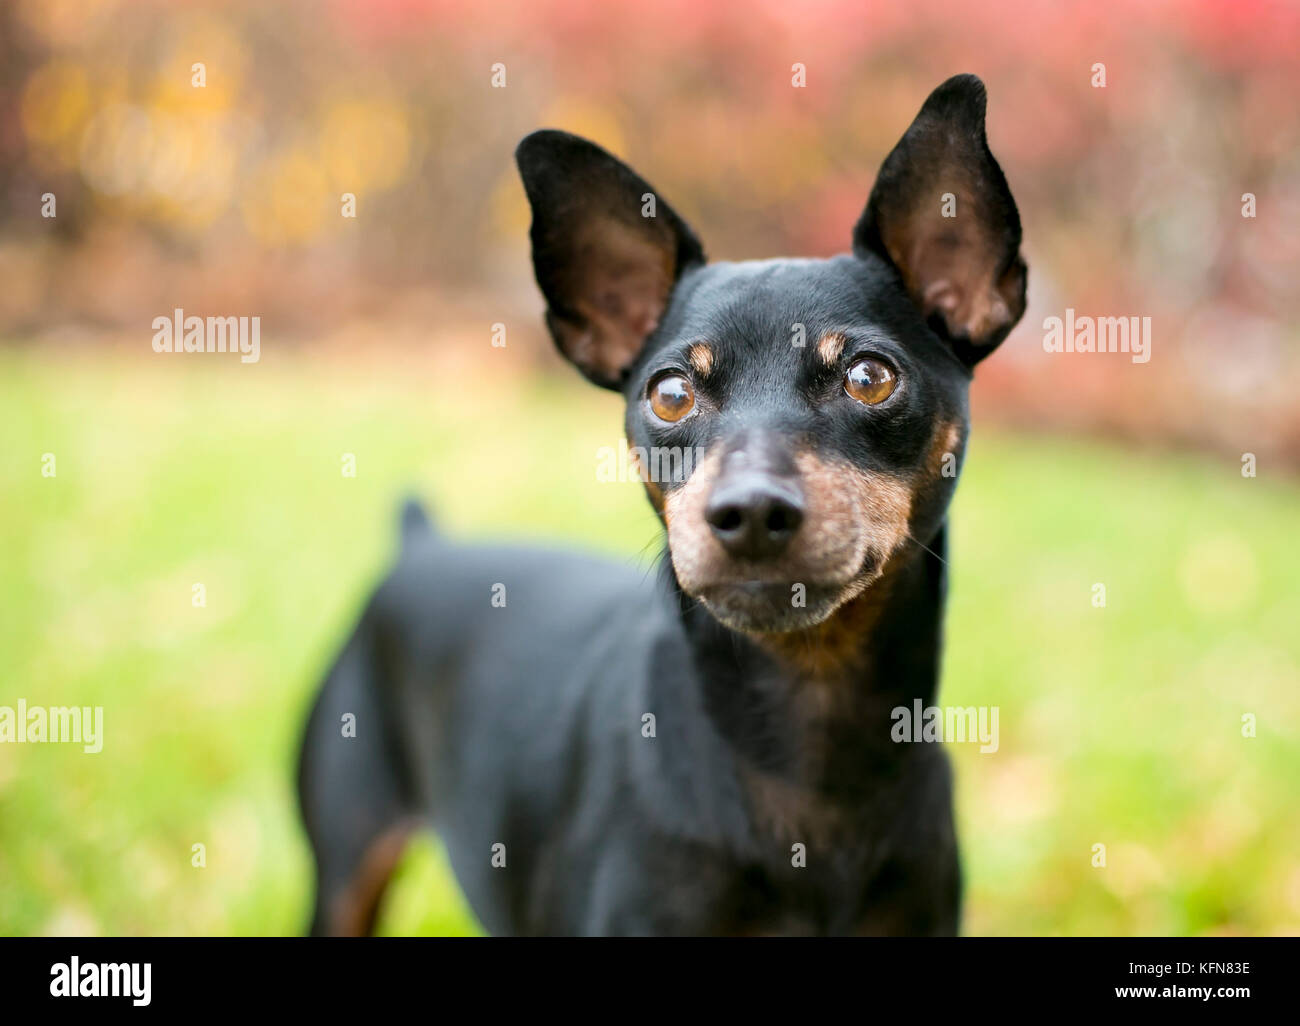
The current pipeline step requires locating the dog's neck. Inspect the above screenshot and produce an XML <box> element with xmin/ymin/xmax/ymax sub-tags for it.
<box><xmin>668</xmin><ymin>528</ymin><xmax>947</xmax><ymax>801</ymax></box>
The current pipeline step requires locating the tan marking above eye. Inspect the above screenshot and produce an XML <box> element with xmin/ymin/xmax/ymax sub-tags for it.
<box><xmin>816</xmin><ymin>332</ymin><xmax>847</xmax><ymax>365</ymax></box>
<box><xmin>648</xmin><ymin>372</ymin><xmax>696</xmax><ymax>423</ymax></box>
<box><xmin>686</xmin><ymin>342</ymin><xmax>715</xmax><ymax>377</ymax></box>
<box><xmin>844</xmin><ymin>357</ymin><xmax>897</xmax><ymax>405</ymax></box>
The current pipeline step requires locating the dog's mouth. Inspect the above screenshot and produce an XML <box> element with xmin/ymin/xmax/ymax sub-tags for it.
<box><xmin>690</xmin><ymin>554</ymin><xmax>881</xmax><ymax>634</ymax></box>
<box><xmin>696</xmin><ymin>581</ymin><xmax>842</xmax><ymax>633</ymax></box>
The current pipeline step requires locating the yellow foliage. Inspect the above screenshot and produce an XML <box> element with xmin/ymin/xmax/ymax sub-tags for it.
<box><xmin>318</xmin><ymin>98</ymin><xmax>412</xmax><ymax>193</ymax></box>
<box><xmin>21</xmin><ymin>61</ymin><xmax>91</xmax><ymax>149</ymax></box>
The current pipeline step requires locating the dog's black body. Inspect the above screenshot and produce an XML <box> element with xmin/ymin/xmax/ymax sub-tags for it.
<box><xmin>299</xmin><ymin>74</ymin><xmax>1027</xmax><ymax>936</ymax></box>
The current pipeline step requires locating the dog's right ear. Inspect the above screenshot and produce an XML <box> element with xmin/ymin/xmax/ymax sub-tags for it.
<box><xmin>516</xmin><ymin>130</ymin><xmax>705</xmax><ymax>389</ymax></box>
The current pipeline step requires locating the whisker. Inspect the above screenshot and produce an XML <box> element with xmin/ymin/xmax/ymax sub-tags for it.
<box><xmin>904</xmin><ymin>530</ymin><xmax>948</xmax><ymax>566</ymax></box>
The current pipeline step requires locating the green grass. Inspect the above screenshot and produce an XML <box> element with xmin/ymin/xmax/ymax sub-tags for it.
<box><xmin>1</xmin><ymin>346</ymin><xmax>1297</xmax><ymax>936</ymax></box>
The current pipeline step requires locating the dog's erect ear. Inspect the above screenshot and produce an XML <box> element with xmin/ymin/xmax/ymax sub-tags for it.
<box><xmin>853</xmin><ymin>74</ymin><xmax>1026</xmax><ymax>365</ymax></box>
<box><xmin>516</xmin><ymin>130</ymin><xmax>705</xmax><ymax>389</ymax></box>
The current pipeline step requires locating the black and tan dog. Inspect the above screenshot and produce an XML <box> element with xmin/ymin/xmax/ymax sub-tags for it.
<box><xmin>298</xmin><ymin>74</ymin><xmax>1026</xmax><ymax>936</ymax></box>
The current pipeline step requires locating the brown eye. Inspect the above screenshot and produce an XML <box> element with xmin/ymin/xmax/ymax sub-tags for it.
<box><xmin>844</xmin><ymin>357</ymin><xmax>897</xmax><ymax>405</ymax></box>
<box><xmin>648</xmin><ymin>373</ymin><xmax>696</xmax><ymax>423</ymax></box>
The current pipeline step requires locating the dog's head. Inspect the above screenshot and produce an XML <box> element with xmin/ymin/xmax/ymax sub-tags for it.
<box><xmin>518</xmin><ymin>75</ymin><xmax>1026</xmax><ymax>634</ymax></box>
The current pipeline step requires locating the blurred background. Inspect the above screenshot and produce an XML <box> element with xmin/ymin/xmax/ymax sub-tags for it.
<box><xmin>1</xmin><ymin>0</ymin><xmax>1297</xmax><ymax>936</ymax></box>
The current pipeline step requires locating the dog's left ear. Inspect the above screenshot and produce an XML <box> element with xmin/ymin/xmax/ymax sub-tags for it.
<box><xmin>517</xmin><ymin>130</ymin><xmax>705</xmax><ymax>389</ymax></box>
<box><xmin>853</xmin><ymin>74</ymin><xmax>1027</xmax><ymax>365</ymax></box>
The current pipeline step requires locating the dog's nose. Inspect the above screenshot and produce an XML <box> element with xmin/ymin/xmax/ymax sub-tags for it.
<box><xmin>705</xmin><ymin>476</ymin><xmax>804</xmax><ymax>560</ymax></box>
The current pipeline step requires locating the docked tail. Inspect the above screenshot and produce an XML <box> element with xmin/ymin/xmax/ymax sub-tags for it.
<box><xmin>398</xmin><ymin>495</ymin><xmax>435</xmax><ymax>546</ymax></box>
